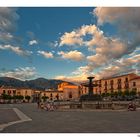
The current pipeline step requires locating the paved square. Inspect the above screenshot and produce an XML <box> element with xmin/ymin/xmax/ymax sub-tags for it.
<box><xmin>0</xmin><ymin>103</ymin><xmax>140</xmax><ymax>133</ymax></box>
<box><xmin>0</xmin><ymin>109</ymin><xmax>20</xmax><ymax>124</ymax></box>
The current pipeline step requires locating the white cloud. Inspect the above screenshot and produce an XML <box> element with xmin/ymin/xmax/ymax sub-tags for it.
<box><xmin>58</xmin><ymin>50</ymin><xmax>85</xmax><ymax>61</ymax></box>
<box><xmin>59</xmin><ymin>31</ymin><xmax>83</xmax><ymax>46</ymax></box>
<box><xmin>59</xmin><ymin>24</ymin><xmax>103</xmax><ymax>48</ymax></box>
<box><xmin>37</xmin><ymin>50</ymin><xmax>54</xmax><ymax>58</ymax></box>
<box><xmin>59</xmin><ymin>24</ymin><xmax>128</xmax><ymax>68</ymax></box>
<box><xmin>72</xmin><ymin>65</ymin><xmax>93</xmax><ymax>75</ymax></box>
<box><xmin>55</xmin><ymin>74</ymin><xmax>88</xmax><ymax>83</ymax></box>
<box><xmin>29</xmin><ymin>40</ymin><xmax>38</xmax><ymax>46</ymax></box>
<box><xmin>0</xmin><ymin>67</ymin><xmax>37</xmax><ymax>80</ymax></box>
<box><xmin>94</xmin><ymin>7</ymin><xmax>140</xmax><ymax>52</ymax></box>
<box><xmin>94</xmin><ymin>54</ymin><xmax>140</xmax><ymax>79</ymax></box>
<box><xmin>54</xmin><ymin>8</ymin><xmax>140</xmax><ymax>81</ymax></box>
<box><xmin>0</xmin><ymin>32</ymin><xmax>13</xmax><ymax>42</ymax></box>
<box><xmin>47</xmin><ymin>41</ymin><xmax>58</xmax><ymax>48</ymax></box>
<box><xmin>0</xmin><ymin>44</ymin><xmax>32</xmax><ymax>56</ymax></box>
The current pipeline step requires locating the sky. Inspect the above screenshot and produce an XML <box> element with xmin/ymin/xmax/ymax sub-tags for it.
<box><xmin>0</xmin><ymin>7</ymin><xmax>140</xmax><ymax>81</ymax></box>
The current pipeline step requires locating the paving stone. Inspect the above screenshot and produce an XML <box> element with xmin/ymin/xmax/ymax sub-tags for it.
<box><xmin>0</xmin><ymin>103</ymin><xmax>140</xmax><ymax>133</ymax></box>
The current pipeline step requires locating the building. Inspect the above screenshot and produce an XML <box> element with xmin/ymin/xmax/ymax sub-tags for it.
<box><xmin>130</xmin><ymin>76</ymin><xmax>140</xmax><ymax>94</ymax></box>
<box><xmin>81</xmin><ymin>73</ymin><xmax>140</xmax><ymax>95</ymax></box>
<box><xmin>0</xmin><ymin>86</ymin><xmax>17</xmax><ymax>96</ymax></box>
<box><xmin>58</xmin><ymin>82</ymin><xmax>80</xmax><ymax>100</ymax></box>
<box><xmin>0</xmin><ymin>86</ymin><xmax>35</xmax><ymax>102</ymax></box>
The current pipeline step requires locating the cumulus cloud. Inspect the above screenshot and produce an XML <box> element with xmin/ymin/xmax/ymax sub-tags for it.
<box><xmin>59</xmin><ymin>24</ymin><xmax>129</xmax><ymax>68</ymax></box>
<box><xmin>0</xmin><ymin>8</ymin><xmax>19</xmax><ymax>43</ymax></box>
<box><xmin>0</xmin><ymin>44</ymin><xmax>32</xmax><ymax>56</ymax></box>
<box><xmin>29</xmin><ymin>40</ymin><xmax>38</xmax><ymax>46</ymax></box>
<box><xmin>94</xmin><ymin>8</ymin><xmax>140</xmax><ymax>28</ymax></box>
<box><xmin>59</xmin><ymin>31</ymin><xmax>83</xmax><ymax>46</ymax></box>
<box><xmin>72</xmin><ymin>65</ymin><xmax>94</xmax><ymax>75</ymax></box>
<box><xmin>94</xmin><ymin>7</ymin><xmax>140</xmax><ymax>52</ymax></box>
<box><xmin>58</xmin><ymin>50</ymin><xmax>85</xmax><ymax>61</ymax></box>
<box><xmin>0</xmin><ymin>67</ymin><xmax>37</xmax><ymax>80</ymax></box>
<box><xmin>0</xmin><ymin>32</ymin><xmax>13</xmax><ymax>42</ymax></box>
<box><xmin>59</xmin><ymin>24</ymin><xmax>103</xmax><ymax>48</ymax></box>
<box><xmin>55</xmin><ymin>73</ymin><xmax>88</xmax><ymax>83</ymax></box>
<box><xmin>46</xmin><ymin>41</ymin><xmax>59</xmax><ymax>48</ymax></box>
<box><xmin>95</xmin><ymin>54</ymin><xmax>140</xmax><ymax>79</ymax></box>
<box><xmin>58</xmin><ymin>8</ymin><xmax>140</xmax><ymax>80</ymax></box>
<box><xmin>0</xmin><ymin>8</ymin><xmax>19</xmax><ymax>32</ymax></box>
<box><xmin>37</xmin><ymin>50</ymin><xmax>54</xmax><ymax>58</ymax></box>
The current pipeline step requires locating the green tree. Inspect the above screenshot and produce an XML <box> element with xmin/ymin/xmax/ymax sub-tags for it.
<box><xmin>42</xmin><ymin>95</ymin><xmax>48</xmax><ymax>102</ymax></box>
<box><xmin>25</xmin><ymin>95</ymin><xmax>31</xmax><ymax>102</ymax></box>
<box><xmin>101</xmin><ymin>93</ymin><xmax>106</xmax><ymax>98</ymax></box>
<box><xmin>12</xmin><ymin>95</ymin><xmax>17</xmax><ymax>103</ymax></box>
<box><xmin>118</xmin><ymin>90</ymin><xmax>123</xmax><ymax>97</ymax></box>
<box><xmin>130</xmin><ymin>90</ymin><xmax>136</xmax><ymax>97</ymax></box>
<box><xmin>16</xmin><ymin>95</ymin><xmax>24</xmax><ymax>102</ymax></box>
<box><xmin>106</xmin><ymin>93</ymin><xmax>110</xmax><ymax>97</ymax></box>
<box><xmin>124</xmin><ymin>90</ymin><xmax>130</xmax><ymax>96</ymax></box>
<box><xmin>1</xmin><ymin>93</ymin><xmax>12</xmax><ymax>103</ymax></box>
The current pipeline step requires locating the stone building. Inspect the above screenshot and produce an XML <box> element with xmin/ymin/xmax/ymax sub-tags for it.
<box><xmin>80</xmin><ymin>73</ymin><xmax>140</xmax><ymax>95</ymax></box>
<box><xmin>58</xmin><ymin>82</ymin><xmax>80</xmax><ymax>100</ymax></box>
<box><xmin>130</xmin><ymin>76</ymin><xmax>140</xmax><ymax>94</ymax></box>
<box><xmin>0</xmin><ymin>86</ymin><xmax>35</xmax><ymax>102</ymax></box>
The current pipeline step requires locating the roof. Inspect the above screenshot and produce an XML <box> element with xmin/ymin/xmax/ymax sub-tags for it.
<box><xmin>101</xmin><ymin>73</ymin><xmax>138</xmax><ymax>80</ymax></box>
<box><xmin>63</xmin><ymin>85</ymin><xmax>79</xmax><ymax>88</ymax></box>
<box><xmin>0</xmin><ymin>86</ymin><xmax>17</xmax><ymax>89</ymax></box>
<box><xmin>130</xmin><ymin>76</ymin><xmax>140</xmax><ymax>81</ymax></box>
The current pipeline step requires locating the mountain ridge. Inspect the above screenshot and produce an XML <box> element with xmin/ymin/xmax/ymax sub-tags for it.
<box><xmin>0</xmin><ymin>77</ymin><xmax>70</xmax><ymax>90</ymax></box>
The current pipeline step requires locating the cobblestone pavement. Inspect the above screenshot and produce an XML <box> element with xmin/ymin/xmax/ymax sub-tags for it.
<box><xmin>0</xmin><ymin>103</ymin><xmax>140</xmax><ymax>133</ymax></box>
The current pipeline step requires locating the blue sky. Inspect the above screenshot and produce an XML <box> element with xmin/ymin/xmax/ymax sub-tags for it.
<box><xmin>0</xmin><ymin>7</ymin><xmax>140</xmax><ymax>81</ymax></box>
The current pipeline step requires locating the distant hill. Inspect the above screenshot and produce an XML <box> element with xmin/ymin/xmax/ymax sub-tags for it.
<box><xmin>0</xmin><ymin>77</ymin><xmax>70</xmax><ymax>90</ymax></box>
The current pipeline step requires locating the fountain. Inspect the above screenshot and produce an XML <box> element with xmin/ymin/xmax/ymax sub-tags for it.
<box><xmin>80</xmin><ymin>76</ymin><xmax>101</xmax><ymax>101</ymax></box>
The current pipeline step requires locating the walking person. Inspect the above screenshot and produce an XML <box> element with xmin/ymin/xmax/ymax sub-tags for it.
<box><xmin>37</xmin><ymin>100</ymin><xmax>40</xmax><ymax>109</ymax></box>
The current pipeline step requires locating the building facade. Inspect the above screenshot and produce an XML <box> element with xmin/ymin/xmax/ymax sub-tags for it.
<box><xmin>81</xmin><ymin>73</ymin><xmax>140</xmax><ymax>95</ymax></box>
<box><xmin>130</xmin><ymin>76</ymin><xmax>140</xmax><ymax>94</ymax></box>
<box><xmin>58</xmin><ymin>82</ymin><xmax>80</xmax><ymax>100</ymax></box>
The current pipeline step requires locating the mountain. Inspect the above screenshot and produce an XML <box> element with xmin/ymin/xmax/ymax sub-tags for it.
<box><xmin>0</xmin><ymin>77</ymin><xmax>66</xmax><ymax>90</ymax></box>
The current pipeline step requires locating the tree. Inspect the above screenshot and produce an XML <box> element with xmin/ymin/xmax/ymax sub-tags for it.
<box><xmin>25</xmin><ymin>95</ymin><xmax>31</xmax><ymax>102</ymax></box>
<box><xmin>130</xmin><ymin>90</ymin><xmax>136</xmax><ymax>97</ymax></box>
<box><xmin>124</xmin><ymin>90</ymin><xmax>130</xmax><ymax>96</ymax></box>
<box><xmin>1</xmin><ymin>93</ymin><xmax>12</xmax><ymax>103</ymax></box>
<box><xmin>118</xmin><ymin>90</ymin><xmax>123</xmax><ymax>97</ymax></box>
<box><xmin>42</xmin><ymin>95</ymin><xmax>49</xmax><ymax>102</ymax></box>
<box><xmin>106</xmin><ymin>93</ymin><xmax>110</xmax><ymax>97</ymax></box>
<box><xmin>16</xmin><ymin>95</ymin><xmax>24</xmax><ymax>102</ymax></box>
<box><xmin>101</xmin><ymin>93</ymin><xmax>106</xmax><ymax>98</ymax></box>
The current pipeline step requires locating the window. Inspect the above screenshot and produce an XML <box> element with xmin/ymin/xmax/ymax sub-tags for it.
<box><xmin>118</xmin><ymin>79</ymin><xmax>121</xmax><ymax>83</ymax></box>
<box><xmin>125</xmin><ymin>77</ymin><xmax>128</xmax><ymax>82</ymax></box>
<box><xmin>69</xmin><ymin>92</ymin><xmax>72</xmax><ymax>99</ymax></box>
<box><xmin>133</xmin><ymin>82</ymin><xmax>136</xmax><ymax>87</ymax></box>
<box><xmin>13</xmin><ymin>90</ymin><xmax>16</xmax><ymax>95</ymax></box>
<box><xmin>50</xmin><ymin>93</ymin><xmax>53</xmax><ymax>100</ymax></box>
<box><xmin>110</xmin><ymin>80</ymin><xmax>114</xmax><ymax>85</ymax></box>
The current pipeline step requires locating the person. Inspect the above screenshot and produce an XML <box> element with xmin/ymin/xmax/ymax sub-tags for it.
<box><xmin>44</xmin><ymin>101</ymin><xmax>51</xmax><ymax>111</ymax></box>
<box><xmin>37</xmin><ymin>100</ymin><xmax>40</xmax><ymax>109</ymax></box>
<box><xmin>128</xmin><ymin>102</ymin><xmax>136</xmax><ymax>111</ymax></box>
<box><xmin>40</xmin><ymin>102</ymin><xmax>44</xmax><ymax>109</ymax></box>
